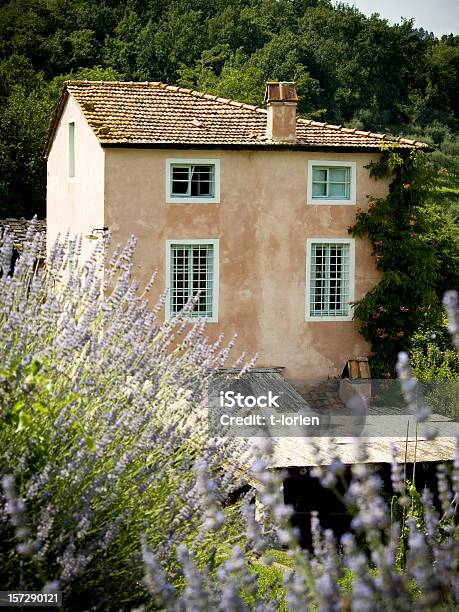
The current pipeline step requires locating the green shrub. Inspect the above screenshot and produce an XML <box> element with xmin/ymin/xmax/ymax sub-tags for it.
<box><xmin>410</xmin><ymin>319</ymin><xmax>459</xmax><ymax>380</ymax></box>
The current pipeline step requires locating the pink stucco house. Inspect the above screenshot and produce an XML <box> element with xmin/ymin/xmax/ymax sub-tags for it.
<box><xmin>44</xmin><ymin>80</ymin><xmax>428</xmax><ymax>388</ymax></box>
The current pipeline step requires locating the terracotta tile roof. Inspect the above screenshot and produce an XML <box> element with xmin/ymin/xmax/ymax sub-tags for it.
<box><xmin>44</xmin><ymin>80</ymin><xmax>429</xmax><ymax>156</ymax></box>
<box><xmin>0</xmin><ymin>218</ymin><xmax>46</xmax><ymax>258</ymax></box>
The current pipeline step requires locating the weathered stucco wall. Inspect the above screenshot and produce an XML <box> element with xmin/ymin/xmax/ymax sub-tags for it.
<box><xmin>46</xmin><ymin>95</ymin><xmax>104</xmax><ymax>262</ymax></box>
<box><xmin>104</xmin><ymin>147</ymin><xmax>389</xmax><ymax>384</ymax></box>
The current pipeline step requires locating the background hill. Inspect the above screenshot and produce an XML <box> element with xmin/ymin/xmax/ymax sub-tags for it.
<box><xmin>0</xmin><ymin>0</ymin><xmax>458</xmax><ymax>219</ymax></box>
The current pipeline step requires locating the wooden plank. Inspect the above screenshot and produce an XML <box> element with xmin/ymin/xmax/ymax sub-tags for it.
<box><xmin>268</xmin><ymin>434</ymin><xmax>457</xmax><ymax>468</ymax></box>
<box><xmin>359</xmin><ymin>361</ymin><xmax>371</xmax><ymax>378</ymax></box>
<box><xmin>349</xmin><ymin>360</ymin><xmax>360</xmax><ymax>379</ymax></box>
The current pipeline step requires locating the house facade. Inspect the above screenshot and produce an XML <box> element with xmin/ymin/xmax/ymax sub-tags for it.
<box><xmin>45</xmin><ymin>81</ymin><xmax>428</xmax><ymax>388</ymax></box>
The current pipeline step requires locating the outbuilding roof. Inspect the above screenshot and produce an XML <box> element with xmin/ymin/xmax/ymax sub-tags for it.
<box><xmin>44</xmin><ymin>80</ymin><xmax>429</xmax><ymax>157</ymax></box>
<box><xmin>0</xmin><ymin>218</ymin><xmax>46</xmax><ymax>258</ymax></box>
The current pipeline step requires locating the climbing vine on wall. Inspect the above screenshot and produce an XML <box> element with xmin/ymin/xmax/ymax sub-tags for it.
<box><xmin>349</xmin><ymin>146</ymin><xmax>459</xmax><ymax>378</ymax></box>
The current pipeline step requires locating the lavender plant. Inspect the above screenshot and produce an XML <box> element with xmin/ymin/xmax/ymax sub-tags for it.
<box><xmin>0</xmin><ymin>223</ymin><xmax>248</xmax><ymax>608</ymax></box>
<box><xmin>141</xmin><ymin>437</ymin><xmax>458</xmax><ymax>611</ymax></box>
<box><xmin>1</xmin><ymin>224</ymin><xmax>458</xmax><ymax>610</ymax></box>
<box><xmin>137</xmin><ymin>301</ymin><xmax>459</xmax><ymax>610</ymax></box>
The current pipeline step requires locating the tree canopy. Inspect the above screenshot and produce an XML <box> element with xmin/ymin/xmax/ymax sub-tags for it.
<box><xmin>0</xmin><ymin>0</ymin><xmax>458</xmax><ymax>218</ymax></box>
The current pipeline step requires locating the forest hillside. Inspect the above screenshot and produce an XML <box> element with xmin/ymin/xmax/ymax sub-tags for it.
<box><xmin>0</xmin><ymin>0</ymin><xmax>458</xmax><ymax>219</ymax></box>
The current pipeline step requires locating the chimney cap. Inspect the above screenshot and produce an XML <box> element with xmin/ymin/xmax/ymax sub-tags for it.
<box><xmin>264</xmin><ymin>81</ymin><xmax>298</xmax><ymax>104</ymax></box>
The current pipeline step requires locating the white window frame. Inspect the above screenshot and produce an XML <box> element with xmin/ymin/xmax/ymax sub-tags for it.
<box><xmin>166</xmin><ymin>158</ymin><xmax>221</xmax><ymax>204</ymax></box>
<box><xmin>307</xmin><ymin>160</ymin><xmax>356</xmax><ymax>205</ymax></box>
<box><xmin>165</xmin><ymin>239</ymin><xmax>219</xmax><ymax>322</ymax></box>
<box><xmin>68</xmin><ymin>121</ymin><xmax>75</xmax><ymax>178</ymax></box>
<box><xmin>305</xmin><ymin>238</ymin><xmax>355</xmax><ymax>321</ymax></box>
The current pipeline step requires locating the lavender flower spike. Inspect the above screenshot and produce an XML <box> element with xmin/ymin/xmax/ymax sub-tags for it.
<box><xmin>396</xmin><ymin>351</ymin><xmax>432</xmax><ymax>425</ymax></box>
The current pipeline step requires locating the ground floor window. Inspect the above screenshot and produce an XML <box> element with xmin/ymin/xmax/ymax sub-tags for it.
<box><xmin>306</xmin><ymin>238</ymin><xmax>355</xmax><ymax>321</ymax></box>
<box><xmin>166</xmin><ymin>239</ymin><xmax>219</xmax><ymax>321</ymax></box>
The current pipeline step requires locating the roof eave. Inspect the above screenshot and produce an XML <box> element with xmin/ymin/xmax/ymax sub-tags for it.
<box><xmin>99</xmin><ymin>141</ymin><xmax>432</xmax><ymax>153</ymax></box>
<box><xmin>43</xmin><ymin>86</ymin><xmax>70</xmax><ymax>160</ymax></box>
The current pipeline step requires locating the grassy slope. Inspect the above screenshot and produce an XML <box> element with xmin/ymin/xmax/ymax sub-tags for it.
<box><xmin>435</xmin><ymin>171</ymin><xmax>459</xmax><ymax>219</ymax></box>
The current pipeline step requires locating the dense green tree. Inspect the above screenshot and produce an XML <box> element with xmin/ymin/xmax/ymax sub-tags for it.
<box><xmin>0</xmin><ymin>65</ymin><xmax>120</xmax><ymax>218</ymax></box>
<box><xmin>0</xmin><ymin>84</ymin><xmax>49</xmax><ymax>217</ymax></box>
<box><xmin>248</xmin><ymin>32</ymin><xmax>325</xmax><ymax>116</ymax></box>
<box><xmin>139</xmin><ymin>8</ymin><xmax>209</xmax><ymax>82</ymax></box>
<box><xmin>104</xmin><ymin>6</ymin><xmax>144</xmax><ymax>78</ymax></box>
<box><xmin>206</xmin><ymin>5</ymin><xmax>266</xmax><ymax>55</ymax></box>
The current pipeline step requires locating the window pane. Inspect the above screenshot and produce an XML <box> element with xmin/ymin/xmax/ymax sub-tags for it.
<box><xmin>171</xmin><ymin>247</ymin><xmax>190</xmax><ymax>312</ymax></box>
<box><xmin>68</xmin><ymin>122</ymin><xmax>75</xmax><ymax>178</ymax></box>
<box><xmin>329</xmin><ymin>246</ymin><xmax>342</xmax><ymax>311</ymax></box>
<box><xmin>329</xmin><ymin>182</ymin><xmax>347</xmax><ymax>198</ymax></box>
<box><xmin>311</xmin><ymin>245</ymin><xmax>326</xmax><ymax>313</ymax></box>
<box><xmin>172</xmin><ymin>181</ymin><xmax>189</xmax><ymax>195</ymax></box>
<box><xmin>171</xmin><ymin>166</ymin><xmax>190</xmax><ymax>195</ymax></box>
<box><xmin>191</xmin><ymin>245</ymin><xmax>213</xmax><ymax>315</ymax></box>
<box><xmin>172</xmin><ymin>167</ymin><xmax>189</xmax><ymax>180</ymax></box>
<box><xmin>329</xmin><ymin>167</ymin><xmax>348</xmax><ymax>183</ymax></box>
<box><xmin>171</xmin><ymin>164</ymin><xmax>215</xmax><ymax>198</ymax></box>
<box><xmin>311</xmin><ymin>165</ymin><xmax>351</xmax><ymax>200</ymax></box>
<box><xmin>312</xmin><ymin>168</ymin><xmax>327</xmax><ymax>182</ymax></box>
<box><xmin>190</xmin><ymin>165</ymin><xmax>213</xmax><ymax>197</ymax></box>
<box><xmin>312</xmin><ymin>182</ymin><xmax>327</xmax><ymax>197</ymax></box>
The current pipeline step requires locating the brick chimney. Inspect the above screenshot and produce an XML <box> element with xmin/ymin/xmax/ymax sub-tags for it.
<box><xmin>264</xmin><ymin>81</ymin><xmax>298</xmax><ymax>142</ymax></box>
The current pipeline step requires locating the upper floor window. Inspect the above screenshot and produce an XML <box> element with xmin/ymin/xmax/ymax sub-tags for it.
<box><xmin>305</xmin><ymin>238</ymin><xmax>355</xmax><ymax>321</ymax></box>
<box><xmin>165</xmin><ymin>239</ymin><xmax>219</xmax><ymax>322</ymax></box>
<box><xmin>68</xmin><ymin>122</ymin><xmax>75</xmax><ymax>178</ymax></box>
<box><xmin>307</xmin><ymin>160</ymin><xmax>356</xmax><ymax>205</ymax></box>
<box><xmin>166</xmin><ymin>159</ymin><xmax>220</xmax><ymax>204</ymax></box>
